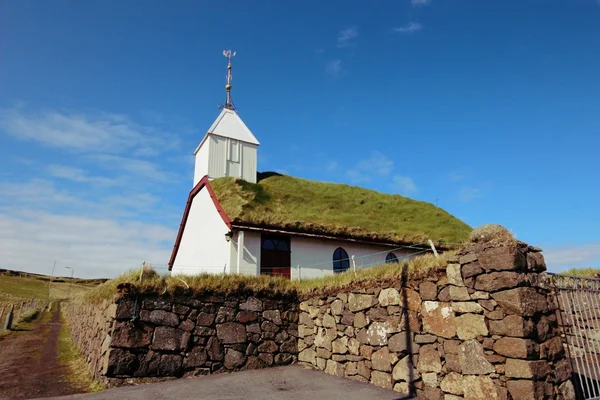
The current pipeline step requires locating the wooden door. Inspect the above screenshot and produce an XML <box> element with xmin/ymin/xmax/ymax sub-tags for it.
<box><xmin>260</xmin><ymin>234</ymin><xmax>291</xmax><ymax>279</ymax></box>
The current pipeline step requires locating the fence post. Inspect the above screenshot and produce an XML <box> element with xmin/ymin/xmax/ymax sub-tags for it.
<box><xmin>297</xmin><ymin>265</ymin><xmax>301</xmax><ymax>281</ymax></box>
<box><xmin>428</xmin><ymin>239</ymin><xmax>439</xmax><ymax>258</ymax></box>
<box><xmin>0</xmin><ymin>306</ymin><xmax>4</xmax><ymax>328</ymax></box>
<box><xmin>17</xmin><ymin>302</ymin><xmax>24</xmax><ymax>320</ymax></box>
<box><xmin>351</xmin><ymin>255</ymin><xmax>356</xmax><ymax>277</ymax></box>
<box><xmin>4</xmin><ymin>304</ymin><xmax>14</xmax><ymax>330</ymax></box>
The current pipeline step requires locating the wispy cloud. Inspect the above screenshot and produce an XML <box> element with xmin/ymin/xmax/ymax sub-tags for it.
<box><xmin>392</xmin><ymin>175</ymin><xmax>418</xmax><ymax>194</ymax></box>
<box><xmin>347</xmin><ymin>151</ymin><xmax>395</xmax><ymax>183</ymax></box>
<box><xmin>411</xmin><ymin>0</ymin><xmax>430</xmax><ymax>6</ymax></box>
<box><xmin>326</xmin><ymin>59</ymin><xmax>344</xmax><ymax>78</ymax></box>
<box><xmin>0</xmin><ymin>107</ymin><xmax>179</xmax><ymax>155</ymax></box>
<box><xmin>47</xmin><ymin>164</ymin><xmax>117</xmax><ymax>186</ymax></box>
<box><xmin>458</xmin><ymin>187</ymin><xmax>482</xmax><ymax>202</ymax></box>
<box><xmin>393</xmin><ymin>22</ymin><xmax>423</xmax><ymax>34</ymax></box>
<box><xmin>544</xmin><ymin>242</ymin><xmax>600</xmax><ymax>272</ymax></box>
<box><xmin>337</xmin><ymin>26</ymin><xmax>358</xmax><ymax>48</ymax></box>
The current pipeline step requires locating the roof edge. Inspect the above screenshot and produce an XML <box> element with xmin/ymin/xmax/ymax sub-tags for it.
<box><xmin>168</xmin><ymin>176</ymin><xmax>232</xmax><ymax>271</ymax></box>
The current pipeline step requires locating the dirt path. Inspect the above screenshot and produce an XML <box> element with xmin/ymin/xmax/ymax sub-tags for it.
<box><xmin>0</xmin><ymin>303</ymin><xmax>80</xmax><ymax>400</ymax></box>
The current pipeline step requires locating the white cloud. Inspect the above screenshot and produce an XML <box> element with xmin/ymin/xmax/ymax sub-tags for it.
<box><xmin>47</xmin><ymin>164</ymin><xmax>117</xmax><ymax>186</ymax></box>
<box><xmin>90</xmin><ymin>154</ymin><xmax>171</xmax><ymax>182</ymax></box>
<box><xmin>338</xmin><ymin>26</ymin><xmax>358</xmax><ymax>47</ymax></box>
<box><xmin>392</xmin><ymin>175</ymin><xmax>418</xmax><ymax>194</ymax></box>
<box><xmin>458</xmin><ymin>187</ymin><xmax>482</xmax><ymax>202</ymax></box>
<box><xmin>326</xmin><ymin>161</ymin><xmax>339</xmax><ymax>172</ymax></box>
<box><xmin>411</xmin><ymin>0</ymin><xmax>430</xmax><ymax>6</ymax></box>
<box><xmin>544</xmin><ymin>242</ymin><xmax>600</xmax><ymax>272</ymax></box>
<box><xmin>394</xmin><ymin>22</ymin><xmax>423</xmax><ymax>34</ymax></box>
<box><xmin>347</xmin><ymin>151</ymin><xmax>394</xmax><ymax>183</ymax></box>
<box><xmin>326</xmin><ymin>59</ymin><xmax>344</xmax><ymax>78</ymax></box>
<box><xmin>0</xmin><ymin>107</ymin><xmax>179</xmax><ymax>155</ymax></box>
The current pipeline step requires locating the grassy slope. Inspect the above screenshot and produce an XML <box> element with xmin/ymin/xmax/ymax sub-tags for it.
<box><xmin>560</xmin><ymin>267</ymin><xmax>600</xmax><ymax>278</ymax></box>
<box><xmin>211</xmin><ymin>174</ymin><xmax>472</xmax><ymax>245</ymax></box>
<box><xmin>82</xmin><ymin>252</ymin><xmax>452</xmax><ymax>304</ymax></box>
<box><xmin>0</xmin><ymin>272</ymin><xmax>101</xmax><ymax>307</ymax></box>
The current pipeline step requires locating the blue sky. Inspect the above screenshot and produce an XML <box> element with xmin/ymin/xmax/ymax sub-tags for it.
<box><xmin>1</xmin><ymin>0</ymin><xmax>599</xmax><ymax>277</ymax></box>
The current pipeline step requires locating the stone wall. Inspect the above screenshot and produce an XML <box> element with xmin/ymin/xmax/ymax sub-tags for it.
<box><xmin>66</xmin><ymin>300</ymin><xmax>116</xmax><ymax>380</ymax></box>
<box><xmin>66</xmin><ymin>293</ymin><xmax>298</xmax><ymax>384</ymax></box>
<box><xmin>297</xmin><ymin>239</ymin><xmax>575</xmax><ymax>399</ymax></box>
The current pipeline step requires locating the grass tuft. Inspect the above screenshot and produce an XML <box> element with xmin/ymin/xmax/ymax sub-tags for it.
<box><xmin>559</xmin><ymin>267</ymin><xmax>600</xmax><ymax>278</ymax></box>
<box><xmin>58</xmin><ymin>311</ymin><xmax>105</xmax><ymax>392</ymax></box>
<box><xmin>80</xmin><ymin>251</ymin><xmax>453</xmax><ymax>304</ymax></box>
<box><xmin>210</xmin><ymin>174</ymin><xmax>472</xmax><ymax>245</ymax></box>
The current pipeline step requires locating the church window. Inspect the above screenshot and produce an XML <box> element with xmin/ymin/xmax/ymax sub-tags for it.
<box><xmin>333</xmin><ymin>247</ymin><xmax>350</xmax><ymax>273</ymax></box>
<box><xmin>229</xmin><ymin>140</ymin><xmax>240</xmax><ymax>162</ymax></box>
<box><xmin>386</xmin><ymin>252</ymin><xmax>399</xmax><ymax>263</ymax></box>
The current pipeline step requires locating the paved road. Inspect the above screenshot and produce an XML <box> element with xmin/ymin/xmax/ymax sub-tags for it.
<box><xmin>49</xmin><ymin>365</ymin><xmax>409</xmax><ymax>400</ymax></box>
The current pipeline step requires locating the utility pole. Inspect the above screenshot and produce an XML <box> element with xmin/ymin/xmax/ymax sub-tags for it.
<box><xmin>64</xmin><ymin>266</ymin><xmax>74</xmax><ymax>298</ymax></box>
<box><xmin>48</xmin><ymin>260</ymin><xmax>56</xmax><ymax>301</ymax></box>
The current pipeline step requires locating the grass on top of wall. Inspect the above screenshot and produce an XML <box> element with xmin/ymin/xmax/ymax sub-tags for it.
<box><xmin>210</xmin><ymin>174</ymin><xmax>472</xmax><ymax>246</ymax></box>
<box><xmin>79</xmin><ymin>251</ymin><xmax>453</xmax><ymax>304</ymax></box>
<box><xmin>559</xmin><ymin>267</ymin><xmax>600</xmax><ymax>278</ymax></box>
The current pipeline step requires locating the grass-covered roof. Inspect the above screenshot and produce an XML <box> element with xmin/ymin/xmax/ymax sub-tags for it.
<box><xmin>210</xmin><ymin>173</ymin><xmax>472</xmax><ymax>245</ymax></box>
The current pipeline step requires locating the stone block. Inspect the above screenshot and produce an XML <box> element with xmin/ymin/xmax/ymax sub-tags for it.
<box><xmin>142</xmin><ymin>298</ymin><xmax>171</xmax><ymax>311</ymax></box>
<box><xmin>420</xmin><ymin>387</ymin><xmax>443</xmax><ymax>400</ymax></box>
<box><xmin>415</xmin><ymin>334</ymin><xmax>438</xmax><ymax>344</ymax></box>
<box><xmin>359</xmin><ymin>344</ymin><xmax>373</xmax><ymax>359</ymax></box>
<box><xmin>206</xmin><ymin>336</ymin><xmax>223</xmax><ymax>361</ymax></box>
<box><xmin>447</xmin><ymin>264</ymin><xmax>464</xmax><ymax>286</ymax></box>
<box><xmin>298</xmin><ymin>348</ymin><xmax>316</xmax><ymax>364</ymax></box>
<box><xmin>559</xmin><ymin>380</ymin><xmax>576</xmax><ymax>400</ymax></box>
<box><xmin>111</xmin><ymin>321</ymin><xmax>153</xmax><ymax>348</ymax></box>
<box><xmin>393</xmin><ymin>382</ymin><xmax>410</xmax><ymax>395</ymax></box>
<box><xmin>258</xmin><ymin>340</ymin><xmax>278</xmax><ymax>353</ymax></box>
<box><xmin>261</xmin><ymin>320</ymin><xmax>279</xmax><ymax>332</ymax></box>
<box><xmin>353</xmin><ymin>312</ymin><xmax>368</xmax><ymax>328</ymax></box>
<box><xmin>440</xmin><ymin>372</ymin><xmax>463</xmax><ymax>395</ymax></box>
<box><xmin>331</xmin><ymin>299</ymin><xmax>344</xmax><ymax>315</ymax></box>
<box><xmin>452</xmin><ymin>302</ymin><xmax>484</xmax><ymax>314</ymax></box>
<box><xmin>151</xmin><ymin>326</ymin><xmax>186</xmax><ymax>351</ymax></box>
<box><xmin>388</xmin><ymin>333</ymin><xmax>410</xmax><ymax>353</ymax></box>
<box><xmin>316</xmin><ymin>347</ymin><xmax>332</xmax><ymax>359</ymax></box>
<box><xmin>325</xmin><ymin>360</ymin><xmax>345</xmax><ymax>377</ymax></box>
<box><xmin>493</xmin><ymin>337</ymin><xmax>538</xmax><ymax>359</ymax></box>
<box><xmin>393</xmin><ymin>354</ymin><xmax>420</xmax><ymax>382</ymax></box>
<box><xmin>379</xmin><ymin>288</ymin><xmax>400</xmax><ymax>306</ymax></box>
<box><xmin>365</xmin><ymin>322</ymin><xmax>389</xmax><ymax>346</ymax></box>
<box><xmin>505</xmin><ymin>359</ymin><xmax>551</xmax><ymax>379</ymax></box>
<box><xmin>106</xmin><ymin>348</ymin><xmax>140</xmax><ymax>376</ymax></box>
<box><xmin>540</xmin><ymin>336</ymin><xmax>564</xmax><ymax>360</ymax></box>
<box><xmin>341</xmin><ymin>310</ymin><xmax>354</xmax><ymax>325</ymax></box>
<box><xmin>477</xmin><ymin>246</ymin><xmax>526</xmax><ymax>271</ymax></box>
<box><xmin>418</xmin><ymin>345</ymin><xmax>442</xmax><ymax>373</ymax></box>
<box><xmin>184</xmin><ymin>346</ymin><xmax>208</xmax><ymax>368</ymax></box>
<box><xmin>322</xmin><ymin>314</ymin><xmax>336</xmax><ymax>328</ymax></box>
<box><xmin>332</xmin><ymin>337</ymin><xmax>348</xmax><ymax>354</ymax></box>
<box><xmin>462</xmin><ymin>375</ymin><xmax>498</xmax><ymax>399</ymax></box>
<box><xmin>240</xmin><ymin>297</ymin><xmax>262</xmax><ymax>312</ymax></box>
<box><xmin>489</xmin><ymin>315</ymin><xmax>534</xmax><ymax>337</ymax></box>
<box><xmin>370</xmin><ymin>371</ymin><xmax>393</xmax><ymax>389</ymax></box>
<box><xmin>420</xmin><ymin>282</ymin><xmax>438</xmax><ymax>301</ymax></box>
<box><xmin>443</xmin><ymin>340</ymin><xmax>460</xmax><ymax>354</ymax></box>
<box><xmin>455</xmin><ymin>313</ymin><xmax>488</xmax><ymax>340</ymax></box>
<box><xmin>462</xmin><ymin>261</ymin><xmax>483</xmax><ymax>279</ymax></box>
<box><xmin>422</xmin><ymin>301</ymin><xmax>457</xmax><ymax>339</ymax></box>
<box><xmin>280</xmin><ymin>337</ymin><xmax>297</xmax><ymax>353</ymax></box>
<box><xmin>115</xmin><ymin>300</ymin><xmax>136</xmax><ymax>320</ymax></box>
<box><xmin>274</xmin><ymin>353</ymin><xmax>294</xmax><ymax>365</ymax></box>
<box><xmin>237</xmin><ymin>311</ymin><xmax>258</xmax><ymax>323</ymax></box>
<box><xmin>140</xmin><ymin>309</ymin><xmax>179</xmax><ymax>327</ymax></box>
<box><xmin>159</xmin><ymin>354</ymin><xmax>183</xmax><ymax>376</ymax></box>
<box><xmin>400</xmin><ymin>288</ymin><xmax>423</xmax><ymax>311</ymax></box>
<box><xmin>458</xmin><ymin>340</ymin><xmax>494</xmax><ymax>375</ymax></box>
<box><xmin>506</xmin><ymin>379</ymin><xmax>551</xmax><ymax>400</ymax></box>
<box><xmin>179</xmin><ymin>318</ymin><xmax>195</xmax><ymax>332</ymax></box>
<box><xmin>449</xmin><ymin>286</ymin><xmax>471</xmax><ymax>301</ymax></box>
<box><xmin>357</xmin><ymin>360</ymin><xmax>371</xmax><ymax>379</ymax></box>
<box><xmin>526</xmin><ymin>252</ymin><xmax>546</xmax><ymax>272</ymax></box>
<box><xmin>445</xmin><ymin>354</ymin><xmax>461</xmax><ymax>373</ymax></box>
<box><xmin>173</xmin><ymin>304</ymin><xmax>190</xmax><ymax>315</ymax></box>
<box><xmin>348</xmin><ymin>337</ymin><xmax>360</xmax><ymax>355</ymax></box>
<box><xmin>460</xmin><ymin>252</ymin><xmax>478</xmax><ymax>264</ymax></box>
<box><xmin>263</xmin><ymin>310</ymin><xmax>282</xmax><ymax>325</ymax></box>
<box><xmin>492</xmin><ymin>287</ymin><xmax>548</xmax><ymax>317</ymax></box>
<box><xmin>348</xmin><ymin>293</ymin><xmax>375</xmax><ymax>312</ymax></box>
<box><xmin>224</xmin><ymin>349</ymin><xmax>246</xmax><ymax>369</ymax></box>
<box><xmin>423</xmin><ymin>372</ymin><xmax>438</xmax><ymax>388</ymax></box>
<box><xmin>314</xmin><ymin>327</ymin><xmax>336</xmax><ymax>351</ymax></box>
<box><xmin>371</xmin><ymin>347</ymin><xmax>393</xmax><ymax>372</ymax></box>
<box><xmin>475</xmin><ymin>272</ymin><xmax>521</xmax><ymax>292</ymax></box>
<box><xmin>471</xmin><ymin>291</ymin><xmax>490</xmax><ymax>300</ymax></box>
<box><xmin>197</xmin><ymin>312</ymin><xmax>215</xmax><ymax>326</ymax></box>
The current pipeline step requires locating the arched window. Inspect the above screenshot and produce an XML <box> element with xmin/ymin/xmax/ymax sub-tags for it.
<box><xmin>333</xmin><ymin>247</ymin><xmax>350</xmax><ymax>274</ymax></box>
<box><xmin>386</xmin><ymin>252</ymin><xmax>399</xmax><ymax>263</ymax></box>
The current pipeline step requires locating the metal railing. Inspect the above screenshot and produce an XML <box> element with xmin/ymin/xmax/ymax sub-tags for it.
<box><xmin>547</xmin><ymin>273</ymin><xmax>600</xmax><ymax>399</ymax></box>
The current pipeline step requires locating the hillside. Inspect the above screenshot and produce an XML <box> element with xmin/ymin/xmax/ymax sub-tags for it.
<box><xmin>210</xmin><ymin>173</ymin><xmax>472</xmax><ymax>246</ymax></box>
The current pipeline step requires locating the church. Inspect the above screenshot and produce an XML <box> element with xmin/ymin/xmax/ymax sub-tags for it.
<box><xmin>168</xmin><ymin>51</ymin><xmax>470</xmax><ymax>279</ymax></box>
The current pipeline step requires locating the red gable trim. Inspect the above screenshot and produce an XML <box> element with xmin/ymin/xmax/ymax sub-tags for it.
<box><xmin>168</xmin><ymin>176</ymin><xmax>232</xmax><ymax>271</ymax></box>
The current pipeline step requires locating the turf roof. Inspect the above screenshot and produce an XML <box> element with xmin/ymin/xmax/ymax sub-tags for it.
<box><xmin>210</xmin><ymin>173</ymin><xmax>472</xmax><ymax>245</ymax></box>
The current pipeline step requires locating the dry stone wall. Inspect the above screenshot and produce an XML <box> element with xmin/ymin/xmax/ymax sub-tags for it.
<box><xmin>297</xmin><ymin>240</ymin><xmax>575</xmax><ymax>400</ymax></box>
<box><xmin>66</xmin><ymin>294</ymin><xmax>298</xmax><ymax>384</ymax></box>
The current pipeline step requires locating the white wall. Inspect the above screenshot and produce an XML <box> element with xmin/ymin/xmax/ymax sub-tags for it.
<box><xmin>230</xmin><ymin>231</ymin><xmax>261</xmax><ymax>276</ymax></box>
<box><xmin>193</xmin><ymin>141</ymin><xmax>210</xmax><ymax>186</ymax></box>
<box><xmin>290</xmin><ymin>237</ymin><xmax>413</xmax><ymax>280</ymax></box>
<box><xmin>171</xmin><ymin>188</ymin><xmax>231</xmax><ymax>276</ymax></box>
<box><xmin>207</xmin><ymin>135</ymin><xmax>227</xmax><ymax>179</ymax></box>
<box><xmin>241</xmin><ymin>142</ymin><xmax>257</xmax><ymax>183</ymax></box>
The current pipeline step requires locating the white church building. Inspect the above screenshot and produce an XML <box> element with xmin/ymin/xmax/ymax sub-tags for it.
<box><xmin>168</xmin><ymin>52</ymin><xmax>469</xmax><ymax>280</ymax></box>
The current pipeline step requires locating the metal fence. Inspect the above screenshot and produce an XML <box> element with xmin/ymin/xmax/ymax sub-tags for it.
<box><xmin>548</xmin><ymin>273</ymin><xmax>600</xmax><ymax>399</ymax></box>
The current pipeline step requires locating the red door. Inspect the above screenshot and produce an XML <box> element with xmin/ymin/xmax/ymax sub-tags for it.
<box><xmin>260</xmin><ymin>234</ymin><xmax>291</xmax><ymax>279</ymax></box>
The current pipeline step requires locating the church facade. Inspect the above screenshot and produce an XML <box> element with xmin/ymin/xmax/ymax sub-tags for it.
<box><xmin>168</xmin><ymin>52</ymin><xmax>468</xmax><ymax>279</ymax></box>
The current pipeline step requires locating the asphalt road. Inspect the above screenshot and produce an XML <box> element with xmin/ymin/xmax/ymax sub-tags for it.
<box><xmin>48</xmin><ymin>365</ymin><xmax>409</xmax><ymax>400</ymax></box>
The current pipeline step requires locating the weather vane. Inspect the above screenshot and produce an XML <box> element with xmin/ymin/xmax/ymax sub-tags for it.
<box><xmin>223</xmin><ymin>50</ymin><xmax>236</xmax><ymax>109</ymax></box>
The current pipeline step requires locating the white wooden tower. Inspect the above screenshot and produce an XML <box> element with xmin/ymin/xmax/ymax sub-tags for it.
<box><xmin>193</xmin><ymin>50</ymin><xmax>260</xmax><ymax>185</ymax></box>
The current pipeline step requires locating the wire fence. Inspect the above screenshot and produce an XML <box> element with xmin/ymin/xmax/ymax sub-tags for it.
<box><xmin>0</xmin><ymin>298</ymin><xmax>45</xmax><ymax>331</ymax></box>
